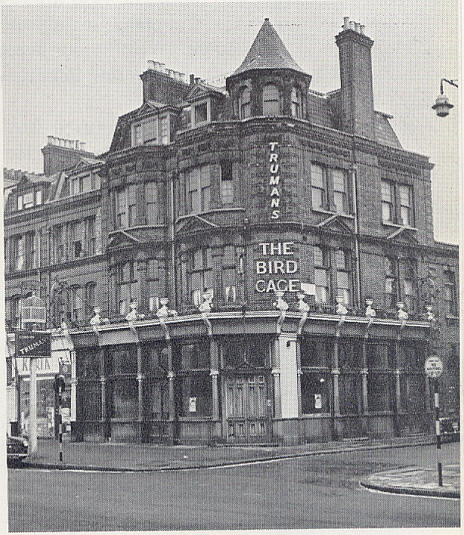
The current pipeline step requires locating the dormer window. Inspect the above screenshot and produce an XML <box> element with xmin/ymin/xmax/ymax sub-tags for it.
<box><xmin>239</xmin><ymin>87</ymin><xmax>251</xmax><ymax>119</ymax></box>
<box><xmin>263</xmin><ymin>84</ymin><xmax>280</xmax><ymax>116</ymax></box>
<box><xmin>183</xmin><ymin>100</ymin><xmax>211</xmax><ymax>129</ymax></box>
<box><xmin>131</xmin><ymin>115</ymin><xmax>169</xmax><ymax>146</ymax></box>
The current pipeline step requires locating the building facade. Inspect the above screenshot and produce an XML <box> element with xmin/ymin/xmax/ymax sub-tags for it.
<box><xmin>4</xmin><ymin>18</ymin><xmax>459</xmax><ymax>444</ymax></box>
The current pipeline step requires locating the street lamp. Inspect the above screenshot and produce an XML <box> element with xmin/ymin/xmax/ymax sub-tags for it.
<box><xmin>432</xmin><ymin>78</ymin><xmax>458</xmax><ymax>117</ymax></box>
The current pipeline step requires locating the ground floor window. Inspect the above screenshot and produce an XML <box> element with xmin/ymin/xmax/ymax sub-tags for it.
<box><xmin>108</xmin><ymin>378</ymin><xmax>138</xmax><ymax>419</ymax></box>
<box><xmin>177</xmin><ymin>373</ymin><xmax>212</xmax><ymax>416</ymax></box>
<box><xmin>367</xmin><ymin>372</ymin><xmax>394</xmax><ymax>412</ymax></box>
<box><xmin>78</xmin><ymin>381</ymin><xmax>101</xmax><ymax>421</ymax></box>
<box><xmin>400</xmin><ymin>374</ymin><xmax>426</xmax><ymax>412</ymax></box>
<box><xmin>144</xmin><ymin>380</ymin><xmax>169</xmax><ymax>420</ymax></box>
<box><xmin>339</xmin><ymin>373</ymin><xmax>361</xmax><ymax>414</ymax></box>
<box><xmin>301</xmin><ymin>372</ymin><xmax>330</xmax><ymax>414</ymax></box>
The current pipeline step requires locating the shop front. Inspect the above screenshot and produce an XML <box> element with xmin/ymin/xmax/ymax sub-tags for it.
<box><xmin>71</xmin><ymin>310</ymin><xmax>432</xmax><ymax>445</ymax></box>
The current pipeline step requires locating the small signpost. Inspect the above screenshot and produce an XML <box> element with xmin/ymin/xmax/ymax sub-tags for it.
<box><xmin>425</xmin><ymin>355</ymin><xmax>444</xmax><ymax>486</ymax></box>
<box><xmin>15</xmin><ymin>329</ymin><xmax>51</xmax><ymax>455</ymax></box>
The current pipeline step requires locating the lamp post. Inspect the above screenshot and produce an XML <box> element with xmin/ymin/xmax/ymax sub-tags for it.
<box><xmin>432</xmin><ymin>78</ymin><xmax>458</xmax><ymax>117</ymax></box>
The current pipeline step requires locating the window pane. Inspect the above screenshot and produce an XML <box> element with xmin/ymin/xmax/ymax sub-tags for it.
<box><xmin>311</xmin><ymin>165</ymin><xmax>324</xmax><ymax>188</ymax></box>
<box><xmin>333</xmin><ymin>170</ymin><xmax>346</xmax><ymax>192</ymax></box>
<box><xmin>312</xmin><ymin>189</ymin><xmax>324</xmax><ymax>209</ymax></box>
<box><xmin>337</xmin><ymin>271</ymin><xmax>349</xmax><ymax>289</ymax></box>
<box><xmin>263</xmin><ymin>84</ymin><xmax>279</xmax><ymax>116</ymax></box>
<box><xmin>334</xmin><ymin>192</ymin><xmax>345</xmax><ymax>213</ymax></box>
<box><xmin>193</xmin><ymin>249</ymin><xmax>203</xmax><ymax>269</ymax></box>
<box><xmin>315</xmin><ymin>268</ymin><xmax>327</xmax><ymax>286</ymax></box>
<box><xmin>301</xmin><ymin>373</ymin><xmax>330</xmax><ymax>414</ymax></box>
<box><xmin>400</xmin><ymin>206</ymin><xmax>410</xmax><ymax>226</ymax></box>
<box><xmin>335</xmin><ymin>250</ymin><xmax>346</xmax><ymax>269</ymax></box>
<box><xmin>381</xmin><ymin>181</ymin><xmax>392</xmax><ymax>201</ymax></box>
<box><xmin>399</xmin><ymin>185</ymin><xmax>410</xmax><ymax>206</ymax></box>
<box><xmin>382</xmin><ymin>202</ymin><xmax>392</xmax><ymax>222</ymax></box>
<box><xmin>144</xmin><ymin>118</ymin><xmax>158</xmax><ymax>143</ymax></box>
<box><xmin>195</xmin><ymin>103</ymin><xmax>208</xmax><ymax>123</ymax></box>
<box><xmin>314</xmin><ymin>246</ymin><xmax>324</xmax><ymax>266</ymax></box>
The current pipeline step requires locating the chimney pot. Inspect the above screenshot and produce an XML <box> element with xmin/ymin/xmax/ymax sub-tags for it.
<box><xmin>194</xmin><ymin>77</ymin><xmax>200</xmax><ymax>84</ymax></box>
<box><xmin>147</xmin><ymin>60</ymin><xmax>155</xmax><ymax>70</ymax></box>
<box><xmin>349</xmin><ymin>21</ymin><xmax>355</xmax><ymax>30</ymax></box>
<box><xmin>159</xmin><ymin>63</ymin><xmax>166</xmax><ymax>73</ymax></box>
<box><xmin>360</xmin><ymin>25</ymin><xmax>365</xmax><ymax>34</ymax></box>
<box><xmin>343</xmin><ymin>16</ymin><xmax>349</xmax><ymax>30</ymax></box>
<box><xmin>190</xmin><ymin>74</ymin><xmax>195</xmax><ymax>85</ymax></box>
<box><xmin>179</xmin><ymin>72</ymin><xmax>186</xmax><ymax>83</ymax></box>
<box><xmin>354</xmin><ymin>22</ymin><xmax>361</xmax><ymax>33</ymax></box>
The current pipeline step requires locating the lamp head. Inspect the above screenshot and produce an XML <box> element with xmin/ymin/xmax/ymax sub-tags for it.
<box><xmin>432</xmin><ymin>94</ymin><xmax>454</xmax><ymax>117</ymax></box>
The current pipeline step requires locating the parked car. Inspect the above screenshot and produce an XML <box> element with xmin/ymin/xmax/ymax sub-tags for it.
<box><xmin>439</xmin><ymin>417</ymin><xmax>460</xmax><ymax>442</ymax></box>
<box><xmin>7</xmin><ymin>434</ymin><xmax>28</xmax><ymax>465</ymax></box>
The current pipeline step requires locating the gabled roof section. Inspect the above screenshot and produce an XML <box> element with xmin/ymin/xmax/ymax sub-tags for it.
<box><xmin>185</xmin><ymin>83</ymin><xmax>226</xmax><ymax>103</ymax></box>
<box><xmin>233</xmin><ymin>18</ymin><xmax>304</xmax><ymax>75</ymax></box>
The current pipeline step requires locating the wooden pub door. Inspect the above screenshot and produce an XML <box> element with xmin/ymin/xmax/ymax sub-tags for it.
<box><xmin>224</xmin><ymin>374</ymin><xmax>271</xmax><ymax>443</ymax></box>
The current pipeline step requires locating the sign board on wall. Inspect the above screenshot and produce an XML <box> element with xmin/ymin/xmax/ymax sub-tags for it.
<box><xmin>189</xmin><ymin>397</ymin><xmax>197</xmax><ymax>413</ymax></box>
<box><xmin>15</xmin><ymin>331</ymin><xmax>51</xmax><ymax>358</ymax></box>
<box><xmin>17</xmin><ymin>356</ymin><xmax>59</xmax><ymax>376</ymax></box>
<box><xmin>425</xmin><ymin>356</ymin><xmax>444</xmax><ymax>379</ymax></box>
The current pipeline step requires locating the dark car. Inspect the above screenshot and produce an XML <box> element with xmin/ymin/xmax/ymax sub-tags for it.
<box><xmin>7</xmin><ymin>435</ymin><xmax>29</xmax><ymax>465</ymax></box>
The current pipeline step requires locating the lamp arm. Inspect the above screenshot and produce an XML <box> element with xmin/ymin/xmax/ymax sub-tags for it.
<box><xmin>440</xmin><ymin>78</ymin><xmax>459</xmax><ymax>94</ymax></box>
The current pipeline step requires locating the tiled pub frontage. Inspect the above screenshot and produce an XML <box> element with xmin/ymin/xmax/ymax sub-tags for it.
<box><xmin>71</xmin><ymin>308</ymin><xmax>431</xmax><ymax>445</ymax></box>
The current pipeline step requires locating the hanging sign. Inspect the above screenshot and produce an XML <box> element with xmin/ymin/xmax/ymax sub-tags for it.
<box><xmin>15</xmin><ymin>331</ymin><xmax>51</xmax><ymax>358</ymax></box>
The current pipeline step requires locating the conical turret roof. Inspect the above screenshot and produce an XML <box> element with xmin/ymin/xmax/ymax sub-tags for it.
<box><xmin>233</xmin><ymin>18</ymin><xmax>304</xmax><ymax>75</ymax></box>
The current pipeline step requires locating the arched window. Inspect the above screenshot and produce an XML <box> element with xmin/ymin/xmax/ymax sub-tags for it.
<box><xmin>291</xmin><ymin>87</ymin><xmax>302</xmax><ymax>118</ymax></box>
<box><xmin>239</xmin><ymin>87</ymin><xmax>251</xmax><ymax>119</ymax></box>
<box><xmin>262</xmin><ymin>84</ymin><xmax>280</xmax><ymax>116</ymax></box>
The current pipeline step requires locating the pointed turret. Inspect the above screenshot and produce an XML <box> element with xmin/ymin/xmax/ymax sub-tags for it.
<box><xmin>227</xmin><ymin>18</ymin><xmax>311</xmax><ymax>120</ymax></box>
<box><xmin>234</xmin><ymin>18</ymin><xmax>304</xmax><ymax>75</ymax></box>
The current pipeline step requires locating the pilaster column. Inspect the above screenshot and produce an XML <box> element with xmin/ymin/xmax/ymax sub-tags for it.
<box><xmin>166</xmin><ymin>342</ymin><xmax>175</xmax><ymax>422</ymax></box>
<box><xmin>296</xmin><ymin>338</ymin><xmax>302</xmax><ymax>417</ymax></box>
<box><xmin>210</xmin><ymin>338</ymin><xmax>219</xmax><ymax>420</ymax></box>
<box><xmin>137</xmin><ymin>259</ymin><xmax>148</xmax><ymax>312</ymax></box>
<box><xmin>332</xmin><ymin>335</ymin><xmax>340</xmax><ymax>416</ymax></box>
<box><xmin>361</xmin><ymin>338</ymin><xmax>369</xmax><ymax>414</ymax></box>
<box><xmin>98</xmin><ymin>349</ymin><xmax>106</xmax><ymax>426</ymax></box>
<box><xmin>272</xmin><ymin>369</ymin><xmax>281</xmax><ymax>419</ymax></box>
<box><xmin>70</xmin><ymin>350</ymin><xmax>77</xmax><ymax>422</ymax></box>
<box><xmin>136</xmin><ymin>343</ymin><xmax>144</xmax><ymax>442</ymax></box>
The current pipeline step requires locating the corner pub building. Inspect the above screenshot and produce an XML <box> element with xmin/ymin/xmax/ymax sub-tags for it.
<box><xmin>5</xmin><ymin>18</ymin><xmax>459</xmax><ymax>445</ymax></box>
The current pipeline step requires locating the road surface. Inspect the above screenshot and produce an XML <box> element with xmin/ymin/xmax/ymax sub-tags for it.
<box><xmin>8</xmin><ymin>443</ymin><xmax>460</xmax><ymax>531</ymax></box>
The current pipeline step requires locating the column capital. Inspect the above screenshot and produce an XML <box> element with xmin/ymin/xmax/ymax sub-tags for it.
<box><xmin>360</xmin><ymin>368</ymin><xmax>369</xmax><ymax>376</ymax></box>
<box><xmin>271</xmin><ymin>368</ymin><xmax>281</xmax><ymax>376</ymax></box>
<box><xmin>394</xmin><ymin>369</ymin><xmax>401</xmax><ymax>376</ymax></box>
<box><xmin>210</xmin><ymin>370</ymin><xmax>219</xmax><ymax>377</ymax></box>
<box><xmin>70</xmin><ymin>378</ymin><xmax>78</xmax><ymax>385</ymax></box>
<box><xmin>167</xmin><ymin>371</ymin><xmax>175</xmax><ymax>380</ymax></box>
<box><xmin>331</xmin><ymin>368</ymin><xmax>340</xmax><ymax>376</ymax></box>
<box><xmin>99</xmin><ymin>376</ymin><xmax>106</xmax><ymax>383</ymax></box>
<box><xmin>136</xmin><ymin>373</ymin><xmax>145</xmax><ymax>381</ymax></box>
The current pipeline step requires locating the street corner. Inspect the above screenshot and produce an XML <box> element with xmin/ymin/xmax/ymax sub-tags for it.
<box><xmin>360</xmin><ymin>465</ymin><xmax>460</xmax><ymax>499</ymax></box>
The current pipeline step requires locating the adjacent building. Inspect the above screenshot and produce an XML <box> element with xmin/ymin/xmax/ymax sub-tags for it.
<box><xmin>4</xmin><ymin>18</ymin><xmax>459</xmax><ymax>444</ymax></box>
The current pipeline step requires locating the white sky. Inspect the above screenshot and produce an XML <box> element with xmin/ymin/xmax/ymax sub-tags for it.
<box><xmin>1</xmin><ymin>0</ymin><xmax>460</xmax><ymax>244</ymax></box>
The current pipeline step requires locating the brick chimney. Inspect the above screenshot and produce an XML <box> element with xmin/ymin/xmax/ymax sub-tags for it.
<box><xmin>41</xmin><ymin>136</ymin><xmax>94</xmax><ymax>176</ymax></box>
<box><xmin>335</xmin><ymin>18</ymin><xmax>375</xmax><ymax>138</ymax></box>
<box><xmin>140</xmin><ymin>60</ymin><xmax>189</xmax><ymax>105</ymax></box>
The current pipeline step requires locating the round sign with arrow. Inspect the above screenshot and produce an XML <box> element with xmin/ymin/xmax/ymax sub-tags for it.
<box><xmin>424</xmin><ymin>356</ymin><xmax>444</xmax><ymax>378</ymax></box>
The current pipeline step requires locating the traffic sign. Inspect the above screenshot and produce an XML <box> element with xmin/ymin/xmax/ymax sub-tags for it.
<box><xmin>425</xmin><ymin>356</ymin><xmax>443</xmax><ymax>378</ymax></box>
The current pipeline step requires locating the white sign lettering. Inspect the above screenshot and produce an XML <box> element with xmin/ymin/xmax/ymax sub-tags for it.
<box><xmin>269</xmin><ymin>142</ymin><xmax>281</xmax><ymax>219</ymax></box>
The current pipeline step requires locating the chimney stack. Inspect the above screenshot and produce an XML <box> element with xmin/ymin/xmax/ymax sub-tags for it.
<box><xmin>41</xmin><ymin>136</ymin><xmax>93</xmax><ymax>176</ymax></box>
<box><xmin>335</xmin><ymin>18</ymin><xmax>375</xmax><ymax>138</ymax></box>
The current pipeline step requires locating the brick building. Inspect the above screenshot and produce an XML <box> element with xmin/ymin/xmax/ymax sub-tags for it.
<box><xmin>4</xmin><ymin>18</ymin><xmax>459</xmax><ymax>444</ymax></box>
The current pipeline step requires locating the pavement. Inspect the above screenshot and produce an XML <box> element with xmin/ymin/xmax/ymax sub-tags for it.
<box><xmin>19</xmin><ymin>434</ymin><xmax>460</xmax><ymax>498</ymax></box>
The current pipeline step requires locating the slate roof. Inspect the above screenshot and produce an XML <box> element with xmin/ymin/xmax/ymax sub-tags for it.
<box><xmin>233</xmin><ymin>18</ymin><xmax>304</xmax><ymax>75</ymax></box>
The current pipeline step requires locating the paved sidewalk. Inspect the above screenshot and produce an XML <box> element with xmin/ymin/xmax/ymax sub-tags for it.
<box><xmin>19</xmin><ymin>435</ymin><xmax>460</xmax><ymax>498</ymax></box>
<box><xmin>361</xmin><ymin>464</ymin><xmax>460</xmax><ymax>499</ymax></box>
<box><xmin>21</xmin><ymin>434</ymin><xmax>435</xmax><ymax>471</ymax></box>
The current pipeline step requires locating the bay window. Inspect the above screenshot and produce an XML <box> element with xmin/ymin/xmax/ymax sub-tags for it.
<box><xmin>291</xmin><ymin>86</ymin><xmax>302</xmax><ymax>118</ymax></box>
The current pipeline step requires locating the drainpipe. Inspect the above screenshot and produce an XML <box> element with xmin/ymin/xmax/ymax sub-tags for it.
<box><xmin>169</xmin><ymin>173</ymin><xmax>177</xmax><ymax>307</ymax></box>
<box><xmin>350</xmin><ymin>163</ymin><xmax>362</xmax><ymax>308</ymax></box>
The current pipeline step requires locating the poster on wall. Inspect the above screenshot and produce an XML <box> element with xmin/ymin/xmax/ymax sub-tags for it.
<box><xmin>189</xmin><ymin>397</ymin><xmax>197</xmax><ymax>413</ymax></box>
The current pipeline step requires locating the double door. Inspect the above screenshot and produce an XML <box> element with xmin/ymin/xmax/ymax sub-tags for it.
<box><xmin>224</xmin><ymin>374</ymin><xmax>271</xmax><ymax>443</ymax></box>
